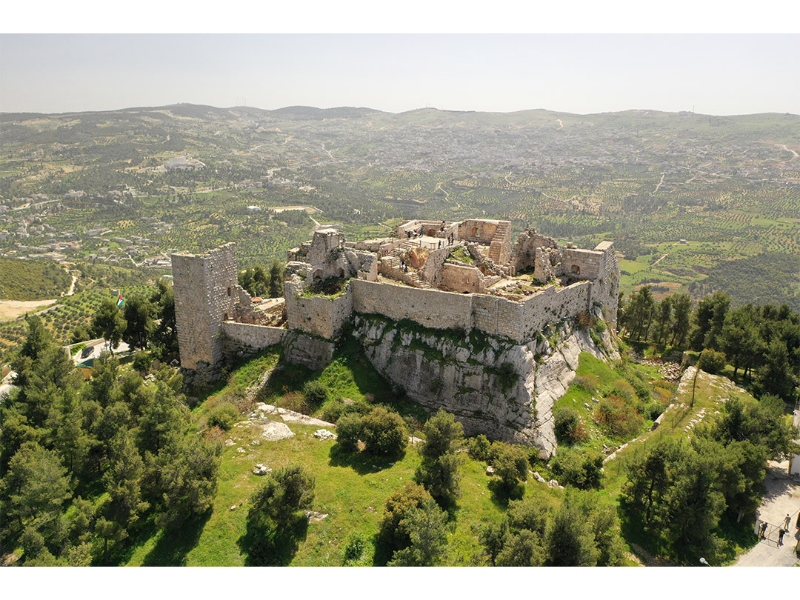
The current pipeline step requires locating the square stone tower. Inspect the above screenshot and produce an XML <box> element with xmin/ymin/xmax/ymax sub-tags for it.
<box><xmin>171</xmin><ymin>242</ymin><xmax>238</xmax><ymax>371</ymax></box>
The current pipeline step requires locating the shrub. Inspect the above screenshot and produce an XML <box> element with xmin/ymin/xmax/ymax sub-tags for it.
<box><xmin>574</xmin><ymin>374</ymin><xmax>600</xmax><ymax>393</ymax></box>
<box><xmin>343</xmin><ymin>531</ymin><xmax>370</xmax><ymax>565</ymax></box>
<box><xmin>644</xmin><ymin>402</ymin><xmax>665</xmax><ymax>421</ymax></box>
<box><xmin>576</xmin><ymin>311</ymin><xmax>595</xmax><ymax>330</ymax></box>
<box><xmin>360</xmin><ymin>406</ymin><xmax>408</xmax><ymax>456</ymax></box>
<box><xmin>336</xmin><ymin>413</ymin><xmax>363</xmax><ymax>452</ymax></box>
<box><xmin>699</xmin><ymin>349</ymin><xmax>726</xmax><ymax>375</ymax></box>
<box><xmin>490</xmin><ymin>441</ymin><xmax>529</xmax><ymax>492</ymax></box>
<box><xmin>303</xmin><ymin>380</ymin><xmax>329</xmax><ymax>408</ymax></box>
<box><xmin>468</xmin><ymin>434</ymin><xmax>492</xmax><ymax>461</ymax></box>
<box><xmin>132</xmin><ymin>351</ymin><xmax>153</xmax><ymax>373</ymax></box>
<box><xmin>419</xmin><ymin>410</ymin><xmax>463</xmax><ymax>460</ymax></box>
<box><xmin>593</xmin><ymin>395</ymin><xmax>643</xmax><ymax>438</ymax></box>
<box><xmin>249</xmin><ymin>465</ymin><xmax>316</xmax><ymax>526</ymax></box>
<box><xmin>320</xmin><ymin>398</ymin><xmax>371</xmax><ymax>423</ymax></box>
<box><xmin>549</xmin><ymin>448</ymin><xmax>603</xmax><ymax>489</ymax></box>
<box><xmin>493</xmin><ymin>363</ymin><xmax>518</xmax><ymax>392</ymax></box>
<box><xmin>378</xmin><ymin>481</ymin><xmax>433</xmax><ymax>556</ymax></box>
<box><xmin>206</xmin><ymin>402</ymin><xmax>239</xmax><ymax>431</ymax></box>
<box><xmin>594</xmin><ymin>319</ymin><xmax>607</xmax><ymax>334</ymax></box>
<box><xmin>553</xmin><ymin>407</ymin><xmax>588</xmax><ymax>443</ymax></box>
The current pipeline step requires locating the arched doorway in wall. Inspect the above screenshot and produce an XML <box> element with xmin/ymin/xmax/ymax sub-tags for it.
<box><xmin>312</xmin><ymin>269</ymin><xmax>322</xmax><ymax>280</ymax></box>
<box><xmin>571</xmin><ymin>264</ymin><xmax>581</xmax><ymax>275</ymax></box>
<box><xmin>338</xmin><ymin>267</ymin><xmax>345</xmax><ymax>278</ymax></box>
<box><xmin>471</xmin><ymin>226</ymin><xmax>480</xmax><ymax>238</ymax></box>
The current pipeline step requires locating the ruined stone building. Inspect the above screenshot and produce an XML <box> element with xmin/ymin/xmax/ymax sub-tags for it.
<box><xmin>172</xmin><ymin>219</ymin><xmax>620</xmax><ymax>456</ymax></box>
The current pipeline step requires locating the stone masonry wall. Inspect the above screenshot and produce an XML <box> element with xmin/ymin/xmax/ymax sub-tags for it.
<box><xmin>589</xmin><ymin>242</ymin><xmax>620</xmax><ymax>326</ymax></box>
<box><xmin>471</xmin><ymin>295</ymin><xmax>525</xmax><ymax>341</ymax></box>
<box><xmin>172</xmin><ymin>243</ymin><xmax>238</xmax><ymax>370</ymax></box>
<box><xmin>350</xmin><ymin>279</ymin><xmax>473</xmax><ymax>331</ymax></box>
<box><xmin>441</xmin><ymin>263</ymin><xmax>484</xmax><ymax>294</ymax></box>
<box><xmin>562</xmin><ymin>248</ymin><xmax>603</xmax><ymax>279</ymax></box>
<box><xmin>221</xmin><ymin>321</ymin><xmax>285</xmax><ymax>357</ymax></box>
<box><xmin>351</xmin><ymin>278</ymin><xmax>600</xmax><ymax>343</ymax></box>
<box><xmin>284</xmin><ymin>280</ymin><xmax>353</xmax><ymax>340</ymax></box>
<box><xmin>521</xmin><ymin>282</ymin><xmax>592</xmax><ymax>338</ymax></box>
<box><xmin>458</xmin><ymin>219</ymin><xmax>500</xmax><ymax>245</ymax></box>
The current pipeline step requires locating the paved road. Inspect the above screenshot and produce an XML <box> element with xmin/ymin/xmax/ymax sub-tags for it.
<box><xmin>734</xmin><ymin>460</ymin><xmax>800</xmax><ymax>567</ymax></box>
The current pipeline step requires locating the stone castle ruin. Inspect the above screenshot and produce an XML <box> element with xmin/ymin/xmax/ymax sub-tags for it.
<box><xmin>172</xmin><ymin>219</ymin><xmax>620</xmax><ymax>456</ymax></box>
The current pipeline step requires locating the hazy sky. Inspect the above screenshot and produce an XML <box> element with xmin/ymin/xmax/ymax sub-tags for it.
<box><xmin>1</xmin><ymin>33</ymin><xmax>799</xmax><ymax>116</ymax></box>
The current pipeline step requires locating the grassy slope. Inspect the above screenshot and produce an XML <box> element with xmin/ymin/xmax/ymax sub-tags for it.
<box><xmin>124</xmin><ymin>345</ymin><xmax>524</xmax><ymax>566</ymax></box>
<box><xmin>123</xmin><ymin>343</ymin><xmax>760</xmax><ymax>566</ymax></box>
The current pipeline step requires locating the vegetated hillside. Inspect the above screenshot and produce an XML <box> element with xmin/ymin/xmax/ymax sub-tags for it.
<box><xmin>2</xmin><ymin>102</ymin><xmax>800</xmax><ymax>359</ymax></box>
<box><xmin>1</xmin><ymin>299</ymin><xmax>795</xmax><ymax>567</ymax></box>
<box><xmin>689</xmin><ymin>252</ymin><xmax>800</xmax><ymax>311</ymax></box>
<box><xmin>0</xmin><ymin>257</ymin><xmax>70</xmax><ymax>300</ymax></box>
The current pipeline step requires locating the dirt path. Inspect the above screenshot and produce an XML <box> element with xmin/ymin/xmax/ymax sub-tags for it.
<box><xmin>651</xmin><ymin>253</ymin><xmax>669</xmax><ymax>267</ymax></box>
<box><xmin>653</xmin><ymin>172</ymin><xmax>666</xmax><ymax>194</ymax></box>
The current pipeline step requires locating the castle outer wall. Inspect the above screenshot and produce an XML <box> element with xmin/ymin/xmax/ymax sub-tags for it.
<box><xmin>172</xmin><ymin>231</ymin><xmax>619</xmax><ymax>372</ymax></box>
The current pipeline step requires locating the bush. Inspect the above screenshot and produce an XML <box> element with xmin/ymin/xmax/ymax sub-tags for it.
<box><xmin>574</xmin><ymin>374</ymin><xmax>600</xmax><ymax>393</ymax></box>
<box><xmin>360</xmin><ymin>406</ymin><xmax>408</xmax><ymax>456</ymax></box>
<box><xmin>319</xmin><ymin>398</ymin><xmax>371</xmax><ymax>423</ymax></box>
<box><xmin>249</xmin><ymin>465</ymin><xmax>316</xmax><ymax>526</ymax></box>
<box><xmin>699</xmin><ymin>349</ymin><xmax>726</xmax><ymax>375</ymax></box>
<box><xmin>206</xmin><ymin>402</ymin><xmax>239</xmax><ymax>431</ymax></box>
<box><xmin>549</xmin><ymin>448</ymin><xmax>603</xmax><ymax>489</ymax></box>
<box><xmin>593</xmin><ymin>395</ymin><xmax>643</xmax><ymax>438</ymax></box>
<box><xmin>343</xmin><ymin>531</ymin><xmax>370</xmax><ymax>565</ymax></box>
<box><xmin>490</xmin><ymin>441</ymin><xmax>529</xmax><ymax>492</ymax></box>
<box><xmin>553</xmin><ymin>407</ymin><xmax>587</xmax><ymax>443</ymax></box>
<box><xmin>377</xmin><ymin>482</ymin><xmax>432</xmax><ymax>557</ymax></box>
<box><xmin>416</xmin><ymin>453</ymin><xmax>463</xmax><ymax>507</ymax></box>
<box><xmin>576</xmin><ymin>311</ymin><xmax>595</xmax><ymax>330</ymax></box>
<box><xmin>493</xmin><ymin>363</ymin><xmax>517</xmax><ymax>392</ymax></box>
<box><xmin>468</xmin><ymin>434</ymin><xmax>492</xmax><ymax>461</ymax></box>
<box><xmin>419</xmin><ymin>410</ymin><xmax>463</xmax><ymax>460</ymax></box>
<box><xmin>336</xmin><ymin>413</ymin><xmax>363</xmax><ymax>452</ymax></box>
<box><xmin>644</xmin><ymin>402</ymin><xmax>665</xmax><ymax>421</ymax></box>
<box><xmin>132</xmin><ymin>351</ymin><xmax>153</xmax><ymax>373</ymax></box>
<box><xmin>303</xmin><ymin>380</ymin><xmax>329</xmax><ymax>408</ymax></box>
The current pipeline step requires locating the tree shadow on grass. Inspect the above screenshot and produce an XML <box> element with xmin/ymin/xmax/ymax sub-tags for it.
<box><xmin>327</xmin><ymin>443</ymin><xmax>404</xmax><ymax>475</ymax></box>
<box><xmin>238</xmin><ymin>514</ymin><xmax>309</xmax><ymax>566</ymax></box>
<box><xmin>141</xmin><ymin>510</ymin><xmax>212</xmax><ymax>566</ymax></box>
<box><xmin>487</xmin><ymin>479</ymin><xmax>524</xmax><ymax>509</ymax></box>
<box><xmin>371</xmin><ymin>531</ymin><xmax>396</xmax><ymax>566</ymax></box>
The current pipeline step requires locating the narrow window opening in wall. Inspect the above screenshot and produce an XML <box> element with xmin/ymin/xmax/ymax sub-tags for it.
<box><xmin>224</xmin><ymin>313</ymin><xmax>229</xmax><ymax>320</ymax></box>
<box><xmin>471</xmin><ymin>227</ymin><xmax>479</xmax><ymax>237</ymax></box>
<box><xmin>571</xmin><ymin>265</ymin><xmax>580</xmax><ymax>275</ymax></box>
<box><xmin>227</xmin><ymin>287</ymin><xmax>231</xmax><ymax>297</ymax></box>
<box><xmin>338</xmin><ymin>268</ymin><xmax>345</xmax><ymax>277</ymax></box>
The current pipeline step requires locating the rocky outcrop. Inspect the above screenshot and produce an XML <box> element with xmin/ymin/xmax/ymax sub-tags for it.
<box><xmin>352</xmin><ymin>310</ymin><xmax>618</xmax><ymax>458</ymax></box>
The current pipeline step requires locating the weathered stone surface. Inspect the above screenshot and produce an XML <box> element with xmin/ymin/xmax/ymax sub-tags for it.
<box><xmin>259</xmin><ymin>421</ymin><xmax>295</xmax><ymax>441</ymax></box>
<box><xmin>352</xmin><ymin>312</ymin><xmax>612</xmax><ymax>458</ymax></box>
<box><xmin>282</xmin><ymin>331</ymin><xmax>335</xmax><ymax>370</ymax></box>
<box><xmin>313</xmin><ymin>429</ymin><xmax>337</xmax><ymax>440</ymax></box>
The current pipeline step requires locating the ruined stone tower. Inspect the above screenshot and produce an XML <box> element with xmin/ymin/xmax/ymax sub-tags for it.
<box><xmin>172</xmin><ymin>243</ymin><xmax>239</xmax><ymax>372</ymax></box>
